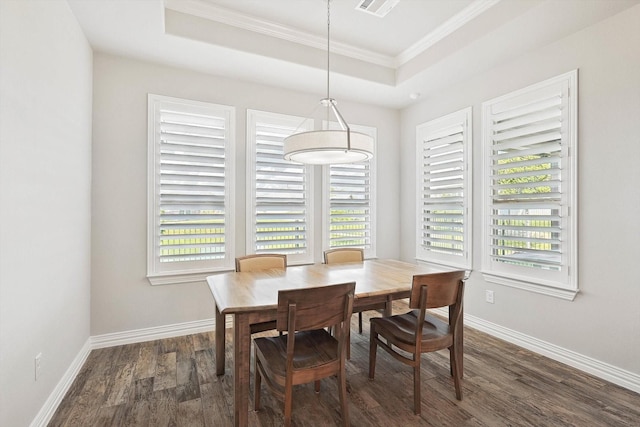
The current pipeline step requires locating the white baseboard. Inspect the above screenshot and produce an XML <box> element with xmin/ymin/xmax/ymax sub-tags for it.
<box><xmin>456</xmin><ymin>310</ymin><xmax>640</xmax><ymax>394</ymax></box>
<box><xmin>29</xmin><ymin>339</ymin><xmax>92</xmax><ymax>427</ymax></box>
<box><xmin>91</xmin><ymin>318</ymin><xmax>216</xmax><ymax>349</ymax></box>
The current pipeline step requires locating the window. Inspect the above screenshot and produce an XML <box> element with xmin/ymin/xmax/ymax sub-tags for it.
<box><xmin>482</xmin><ymin>70</ymin><xmax>578</xmax><ymax>299</ymax></box>
<box><xmin>246</xmin><ymin>110</ymin><xmax>314</xmax><ymax>265</ymax></box>
<box><xmin>323</xmin><ymin>124</ymin><xmax>377</xmax><ymax>259</ymax></box>
<box><xmin>147</xmin><ymin>95</ymin><xmax>235</xmax><ymax>285</ymax></box>
<box><xmin>416</xmin><ymin>107</ymin><xmax>472</xmax><ymax>269</ymax></box>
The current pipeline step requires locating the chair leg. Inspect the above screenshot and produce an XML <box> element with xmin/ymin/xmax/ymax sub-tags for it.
<box><xmin>368</xmin><ymin>326</ymin><xmax>377</xmax><ymax>380</ymax></box>
<box><xmin>284</xmin><ymin>385</ymin><xmax>293</xmax><ymax>427</ymax></box>
<box><xmin>358</xmin><ymin>312</ymin><xmax>363</xmax><ymax>334</ymax></box>
<box><xmin>338</xmin><ymin>367</ymin><xmax>350</xmax><ymax>426</ymax></box>
<box><xmin>413</xmin><ymin>359</ymin><xmax>421</xmax><ymax>415</ymax></box>
<box><xmin>314</xmin><ymin>380</ymin><xmax>321</xmax><ymax>393</ymax></box>
<box><xmin>450</xmin><ymin>345</ymin><xmax>463</xmax><ymax>400</ymax></box>
<box><xmin>254</xmin><ymin>352</ymin><xmax>261</xmax><ymax>410</ymax></box>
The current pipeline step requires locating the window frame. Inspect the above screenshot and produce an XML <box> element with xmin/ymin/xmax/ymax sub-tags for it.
<box><xmin>147</xmin><ymin>94</ymin><xmax>236</xmax><ymax>285</ymax></box>
<box><xmin>415</xmin><ymin>107</ymin><xmax>472</xmax><ymax>270</ymax></box>
<box><xmin>481</xmin><ymin>70</ymin><xmax>578</xmax><ymax>300</ymax></box>
<box><xmin>246</xmin><ymin>109</ymin><xmax>315</xmax><ymax>265</ymax></box>
<box><xmin>321</xmin><ymin>123</ymin><xmax>377</xmax><ymax>259</ymax></box>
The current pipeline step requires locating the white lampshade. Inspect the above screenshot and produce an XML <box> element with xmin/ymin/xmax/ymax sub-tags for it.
<box><xmin>283</xmin><ymin>130</ymin><xmax>373</xmax><ymax>165</ymax></box>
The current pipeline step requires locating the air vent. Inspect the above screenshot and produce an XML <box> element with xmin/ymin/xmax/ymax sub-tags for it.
<box><xmin>355</xmin><ymin>0</ymin><xmax>400</xmax><ymax>18</ymax></box>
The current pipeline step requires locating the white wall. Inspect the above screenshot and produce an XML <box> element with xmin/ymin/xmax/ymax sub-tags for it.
<box><xmin>0</xmin><ymin>1</ymin><xmax>93</xmax><ymax>426</ymax></box>
<box><xmin>91</xmin><ymin>54</ymin><xmax>400</xmax><ymax>335</ymax></box>
<box><xmin>400</xmin><ymin>5</ymin><xmax>640</xmax><ymax>375</ymax></box>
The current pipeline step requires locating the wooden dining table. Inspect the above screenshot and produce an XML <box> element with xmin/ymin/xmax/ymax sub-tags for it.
<box><xmin>206</xmin><ymin>258</ymin><xmax>447</xmax><ymax>427</ymax></box>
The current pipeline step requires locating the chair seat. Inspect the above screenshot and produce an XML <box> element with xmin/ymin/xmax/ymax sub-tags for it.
<box><xmin>370</xmin><ymin>312</ymin><xmax>452</xmax><ymax>349</ymax></box>
<box><xmin>254</xmin><ymin>329</ymin><xmax>339</xmax><ymax>381</ymax></box>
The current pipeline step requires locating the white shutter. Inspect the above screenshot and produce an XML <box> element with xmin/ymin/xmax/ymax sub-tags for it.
<box><xmin>328</xmin><ymin>162</ymin><xmax>372</xmax><ymax>249</ymax></box>
<box><xmin>247</xmin><ymin>110</ymin><xmax>314</xmax><ymax>264</ymax></box>
<box><xmin>416</xmin><ymin>108</ymin><xmax>471</xmax><ymax>268</ymax></box>
<box><xmin>148</xmin><ymin>95</ymin><xmax>235</xmax><ymax>280</ymax></box>
<box><xmin>488</xmin><ymin>93</ymin><xmax>563</xmax><ymax>269</ymax></box>
<box><xmin>323</xmin><ymin>123</ymin><xmax>376</xmax><ymax>258</ymax></box>
<box><xmin>482</xmin><ymin>70</ymin><xmax>577</xmax><ymax>295</ymax></box>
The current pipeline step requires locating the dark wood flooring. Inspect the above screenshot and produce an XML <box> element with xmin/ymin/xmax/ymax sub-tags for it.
<box><xmin>49</xmin><ymin>302</ymin><xmax>640</xmax><ymax>426</ymax></box>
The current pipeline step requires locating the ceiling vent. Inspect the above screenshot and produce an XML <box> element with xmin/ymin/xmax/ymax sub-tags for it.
<box><xmin>355</xmin><ymin>0</ymin><xmax>400</xmax><ymax>18</ymax></box>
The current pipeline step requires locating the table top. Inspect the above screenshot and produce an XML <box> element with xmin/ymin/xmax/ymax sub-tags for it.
<box><xmin>206</xmin><ymin>258</ymin><xmax>447</xmax><ymax>314</ymax></box>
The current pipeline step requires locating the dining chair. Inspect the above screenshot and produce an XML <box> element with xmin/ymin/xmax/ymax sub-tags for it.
<box><xmin>323</xmin><ymin>248</ymin><xmax>387</xmax><ymax>334</ymax></box>
<box><xmin>253</xmin><ymin>281</ymin><xmax>355</xmax><ymax>427</ymax></box>
<box><xmin>235</xmin><ymin>253</ymin><xmax>287</xmax><ymax>334</ymax></box>
<box><xmin>368</xmin><ymin>270</ymin><xmax>466</xmax><ymax>415</ymax></box>
<box><xmin>235</xmin><ymin>253</ymin><xmax>287</xmax><ymax>273</ymax></box>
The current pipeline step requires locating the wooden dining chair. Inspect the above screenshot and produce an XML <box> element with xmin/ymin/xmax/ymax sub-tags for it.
<box><xmin>368</xmin><ymin>270</ymin><xmax>466</xmax><ymax>415</ymax></box>
<box><xmin>324</xmin><ymin>248</ymin><xmax>386</xmax><ymax>334</ymax></box>
<box><xmin>253</xmin><ymin>281</ymin><xmax>355</xmax><ymax>427</ymax></box>
<box><xmin>235</xmin><ymin>253</ymin><xmax>287</xmax><ymax>273</ymax></box>
<box><xmin>235</xmin><ymin>253</ymin><xmax>287</xmax><ymax>334</ymax></box>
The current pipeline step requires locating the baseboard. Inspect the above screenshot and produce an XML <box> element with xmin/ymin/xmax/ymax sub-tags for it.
<box><xmin>452</xmin><ymin>310</ymin><xmax>640</xmax><ymax>394</ymax></box>
<box><xmin>91</xmin><ymin>318</ymin><xmax>216</xmax><ymax>349</ymax></box>
<box><xmin>29</xmin><ymin>338</ymin><xmax>92</xmax><ymax>427</ymax></box>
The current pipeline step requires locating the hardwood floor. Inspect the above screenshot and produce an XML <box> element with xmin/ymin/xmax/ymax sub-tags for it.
<box><xmin>50</xmin><ymin>303</ymin><xmax>640</xmax><ymax>426</ymax></box>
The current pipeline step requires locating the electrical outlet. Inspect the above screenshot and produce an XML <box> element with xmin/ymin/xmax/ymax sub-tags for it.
<box><xmin>485</xmin><ymin>290</ymin><xmax>495</xmax><ymax>304</ymax></box>
<box><xmin>35</xmin><ymin>353</ymin><xmax>42</xmax><ymax>381</ymax></box>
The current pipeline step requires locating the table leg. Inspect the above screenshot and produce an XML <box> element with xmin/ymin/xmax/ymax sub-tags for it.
<box><xmin>215</xmin><ymin>304</ymin><xmax>225</xmax><ymax>376</ymax></box>
<box><xmin>233</xmin><ymin>312</ymin><xmax>251</xmax><ymax>427</ymax></box>
<box><xmin>383</xmin><ymin>295</ymin><xmax>393</xmax><ymax>316</ymax></box>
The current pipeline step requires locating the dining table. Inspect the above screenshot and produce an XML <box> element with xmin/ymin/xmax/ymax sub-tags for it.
<box><xmin>206</xmin><ymin>258</ymin><xmax>448</xmax><ymax>427</ymax></box>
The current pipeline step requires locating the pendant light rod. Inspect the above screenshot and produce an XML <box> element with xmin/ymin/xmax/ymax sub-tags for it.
<box><xmin>324</xmin><ymin>0</ymin><xmax>350</xmax><ymax>150</ymax></box>
<box><xmin>326</xmin><ymin>0</ymin><xmax>330</xmax><ymax>100</ymax></box>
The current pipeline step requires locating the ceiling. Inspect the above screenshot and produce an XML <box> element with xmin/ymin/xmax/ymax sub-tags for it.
<box><xmin>67</xmin><ymin>0</ymin><xmax>639</xmax><ymax>108</ymax></box>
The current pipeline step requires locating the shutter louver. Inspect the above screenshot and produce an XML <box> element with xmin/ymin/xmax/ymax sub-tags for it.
<box><xmin>329</xmin><ymin>162</ymin><xmax>371</xmax><ymax>249</ymax></box>
<box><xmin>254</xmin><ymin>121</ymin><xmax>309</xmax><ymax>255</ymax></box>
<box><xmin>157</xmin><ymin>104</ymin><xmax>228</xmax><ymax>264</ymax></box>
<box><xmin>487</xmin><ymin>90</ymin><xmax>566</xmax><ymax>271</ymax></box>
<box><xmin>419</xmin><ymin>122</ymin><xmax>467</xmax><ymax>258</ymax></box>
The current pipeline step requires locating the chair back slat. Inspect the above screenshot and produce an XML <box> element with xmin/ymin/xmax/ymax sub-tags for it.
<box><xmin>409</xmin><ymin>271</ymin><xmax>466</xmax><ymax>310</ymax></box>
<box><xmin>235</xmin><ymin>254</ymin><xmax>287</xmax><ymax>272</ymax></box>
<box><xmin>277</xmin><ymin>282</ymin><xmax>355</xmax><ymax>332</ymax></box>
<box><xmin>324</xmin><ymin>248</ymin><xmax>364</xmax><ymax>264</ymax></box>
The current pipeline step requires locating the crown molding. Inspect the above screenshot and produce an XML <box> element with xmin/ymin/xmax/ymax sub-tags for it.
<box><xmin>164</xmin><ymin>0</ymin><xmax>396</xmax><ymax>68</ymax></box>
<box><xmin>165</xmin><ymin>0</ymin><xmax>501</xmax><ymax>70</ymax></box>
<box><xmin>395</xmin><ymin>0</ymin><xmax>501</xmax><ymax>66</ymax></box>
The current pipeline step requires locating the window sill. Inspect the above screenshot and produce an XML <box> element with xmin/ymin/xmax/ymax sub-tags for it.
<box><xmin>482</xmin><ymin>272</ymin><xmax>578</xmax><ymax>301</ymax></box>
<box><xmin>415</xmin><ymin>258</ymin><xmax>471</xmax><ymax>272</ymax></box>
<box><xmin>147</xmin><ymin>269</ymin><xmax>233</xmax><ymax>286</ymax></box>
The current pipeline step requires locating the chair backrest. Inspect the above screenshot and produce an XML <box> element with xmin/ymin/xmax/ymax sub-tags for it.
<box><xmin>235</xmin><ymin>254</ymin><xmax>287</xmax><ymax>272</ymax></box>
<box><xmin>276</xmin><ymin>282</ymin><xmax>355</xmax><ymax>333</ymax></box>
<box><xmin>323</xmin><ymin>248</ymin><xmax>364</xmax><ymax>264</ymax></box>
<box><xmin>408</xmin><ymin>271</ymin><xmax>466</xmax><ymax>310</ymax></box>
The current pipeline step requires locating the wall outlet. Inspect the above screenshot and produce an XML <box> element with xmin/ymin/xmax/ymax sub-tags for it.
<box><xmin>35</xmin><ymin>353</ymin><xmax>42</xmax><ymax>381</ymax></box>
<box><xmin>485</xmin><ymin>290</ymin><xmax>495</xmax><ymax>304</ymax></box>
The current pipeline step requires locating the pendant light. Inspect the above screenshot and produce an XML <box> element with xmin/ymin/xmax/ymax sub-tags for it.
<box><xmin>283</xmin><ymin>0</ymin><xmax>374</xmax><ymax>165</ymax></box>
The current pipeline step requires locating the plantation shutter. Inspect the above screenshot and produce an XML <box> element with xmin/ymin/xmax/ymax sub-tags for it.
<box><xmin>148</xmin><ymin>95</ymin><xmax>234</xmax><ymax>279</ymax></box>
<box><xmin>416</xmin><ymin>108</ymin><xmax>471</xmax><ymax>268</ymax></box>
<box><xmin>487</xmin><ymin>85</ymin><xmax>567</xmax><ymax>270</ymax></box>
<box><xmin>248</xmin><ymin>111</ymin><xmax>313</xmax><ymax>264</ymax></box>
<box><xmin>482</xmin><ymin>70</ymin><xmax>577</xmax><ymax>295</ymax></box>
<box><xmin>328</xmin><ymin>161</ymin><xmax>372</xmax><ymax>250</ymax></box>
